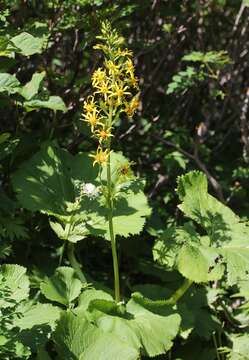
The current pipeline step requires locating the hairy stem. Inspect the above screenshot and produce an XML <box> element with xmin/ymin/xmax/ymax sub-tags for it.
<box><xmin>67</xmin><ymin>243</ymin><xmax>87</xmax><ymax>283</ymax></box>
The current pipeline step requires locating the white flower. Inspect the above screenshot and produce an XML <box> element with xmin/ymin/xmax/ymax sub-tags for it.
<box><xmin>80</xmin><ymin>182</ymin><xmax>99</xmax><ymax>199</ymax></box>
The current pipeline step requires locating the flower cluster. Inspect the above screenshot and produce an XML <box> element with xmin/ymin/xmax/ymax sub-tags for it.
<box><xmin>83</xmin><ymin>21</ymin><xmax>139</xmax><ymax>166</ymax></box>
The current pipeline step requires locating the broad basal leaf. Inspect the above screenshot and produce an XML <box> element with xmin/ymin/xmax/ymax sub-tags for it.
<box><xmin>14</xmin><ymin>302</ymin><xmax>61</xmax><ymax>352</ymax></box>
<box><xmin>12</xmin><ymin>143</ymin><xmax>151</xmax><ymax>242</ymax></box>
<box><xmin>40</xmin><ymin>267</ymin><xmax>82</xmax><ymax>306</ymax></box>
<box><xmin>153</xmin><ymin>224</ymin><xmax>224</xmax><ymax>283</ymax></box>
<box><xmin>53</xmin><ymin>311</ymin><xmax>139</xmax><ymax>360</ymax></box>
<box><xmin>176</xmin><ymin>171</ymin><xmax>249</xmax><ymax>284</ymax></box>
<box><xmin>77</xmin><ymin>289</ymin><xmax>180</xmax><ymax>358</ymax></box>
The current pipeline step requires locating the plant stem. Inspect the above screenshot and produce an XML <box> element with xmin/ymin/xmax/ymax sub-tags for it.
<box><xmin>106</xmin><ymin>101</ymin><xmax>120</xmax><ymax>302</ymax></box>
<box><xmin>212</xmin><ymin>332</ymin><xmax>221</xmax><ymax>360</ymax></box>
<box><xmin>107</xmin><ymin>149</ymin><xmax>120</xmax><ymax>302</ymax></box>
<box><xmin>67</xmin><ymin>243</ymin><xmax>87</xmax><ymax>283</ymax></box>
<box><xmin>165</xmin><ymin>279</ymin><xmax>193</xmax><ymax>305</ymax></box>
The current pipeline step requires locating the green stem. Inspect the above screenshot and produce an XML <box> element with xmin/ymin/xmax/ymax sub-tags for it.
<box><xmin>165</xmin><ymin>279</ymin><xmax>193</xmax><ymax>305</ymax></box>
<box><xmin>212</xmin><ymin>332</ymin><xmax>221</xmax><ymax>360</ymax></box>
<box><xmin>107</xmin><ymin>149</ymin><xmax>120</xmax><ymax>302</ymax></box>
<box><xmin>67</xmin><ymin>243</ymin><xmax>87</xmax><ymax>283</ymax></box>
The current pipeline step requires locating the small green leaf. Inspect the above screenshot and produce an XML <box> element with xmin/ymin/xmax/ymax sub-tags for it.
<box><xmin>0</xmin><ymin>73</ymin><xmax>20</xmax><ymax>94</ymax></box>
<box><xmin>0</xmin><ymin>264</ymin><xmax>29</xmax><ymax>307</ymax></box>
<box><xmin>77</xmin><ymin>289</ymin><xmax>113</xmax><ymax>311</ymax></box>
<box><xmin>40</xmin><ymin>267</ymin><xmax>82</xmax><ymax>306</ymax></box>
<box><xmin>177</xmin><ymin>244</ymin><xmax>209</xmax><ymax>283</ymax></box>
<box><xmin>18</xmin><ymin>71</ymin><xmax>45</xmax><ymax>100</ymax></box>
<box><xmin>23</xmin><ymin>96</ymin><xmax>67</xmax><ymax>112</ymax></box>
<box><xmin>11</xmin><ymin>32</ymin><xmax>45</xmax><ymax>56</ymax></box>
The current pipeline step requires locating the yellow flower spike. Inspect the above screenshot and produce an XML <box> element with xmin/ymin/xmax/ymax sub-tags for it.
<box><xmin>95</xmin><ymin>127</ymin><xmax>113</xmax><ymax>143</ymax></box>
<box><xmin>92</xmin><ymin>68</ymin><xmax>107</xmax><ymax>87</ymax></box>
<box><xmin>90</xmin><ymin>147</ymin><xmax>110</xmax><ymax>166</ymax></box>
<box><xmin>110</xmin><ymin>82</ymin><xmax>131</xmax><ymax>106</ymax></box>
<box><xmin>83</xmin><ymin>107</ymin><xmax>102</xmax><ymax>132</ymax></box>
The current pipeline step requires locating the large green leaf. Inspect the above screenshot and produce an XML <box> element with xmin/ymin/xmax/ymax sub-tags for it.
<box><xmin>12</xmin><ymin>143</ymin><xmax>151</xmax><ymax>242</ymax></box>
<box><xmin>153</xmin><ymin>224</ymin><xmax>224</xmax><ymax>283</ymax></box>
<box><xmin>77</xmin><ymin>289</ymin><xmax>180</xmax><ymax>358</ymax></box>
<box><xmin>12</xmin><ymin>142</ymin><xmax>75</xmax><ymax>215</ymax></box>
<box><xmin>14</xmin><ymin>302</ymin><xmax>61</xmax><ymax>352</ymax></box>
<box><xmin>40</xmin><ymin>267</ymin><xmax>82</xmax><ymax>306</ymax></box>
<box><xmin>176</xmin><ymin>171</ymin><xmax>249</xmax><ymax>284</ymax></box>
<box><xmin>222</xmin><ymin>333</ymin><xmax>249</xmax><ymax>360</ymax></box>
<box><xmin>53</xmin><ymin>311</ymin><xmax>139</xmax><ymax>360</ymax></box>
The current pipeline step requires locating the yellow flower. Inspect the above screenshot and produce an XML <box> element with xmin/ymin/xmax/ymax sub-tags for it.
<box><xmin>83</xmin><ymin>107</ymin><xmax>102</xmax><ymax>132</ymax></box>
<box><xmin>115</xmin><ymin>48</ymin><xmax>133</xmax><ymax>59</ymax></box>
<box><xmin>110</xmin><ymin>82</ymin><xmax>131</xmax><ymax>105</ymax></box>
<box><xmin>126</xmin><ymin>58</ymin><xmax>135</xmax><ymax>77</ymax></box>
<box><xmin>83</xmin><ymin>96</ymin><xmax>96</xmax><ymax>113</ymax></box>
<box><xmin>124</xmin><ymin>95</ymin><xmax>139</xmax><ymax>118</ymax></box>
<box><xmin>92</xmin><ymin>68</ymin><xmax>107</xmax><ymax>87</ymax></box>
<box><xmin>95</xmin><ymin>127</ymin><xmax>113</xmax><ymax>143</ymax></box>
<box><xmin>95</xmin><ymin>80</ymin><xmax>111</xmax><ymax>101</ymax></box>
<box><xmin>105</xmin><ymin>60</ymin><xmax>121</xmax><ymax>76</ymax></box>
<box><xmin>90</xmin><ymin>147</ymin><xmax>110</xmax><ymax>166</ymax></box>
<box><xmin>129</xmin><ymin>74</ymin><xmax>139</xmax><ymax>89</ymax></box>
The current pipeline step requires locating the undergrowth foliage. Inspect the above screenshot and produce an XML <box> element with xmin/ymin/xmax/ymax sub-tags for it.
<box><xmin>1</xmin><ymin>3</ymin><xmax>249</xmax><ymax>359</ymax></box>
